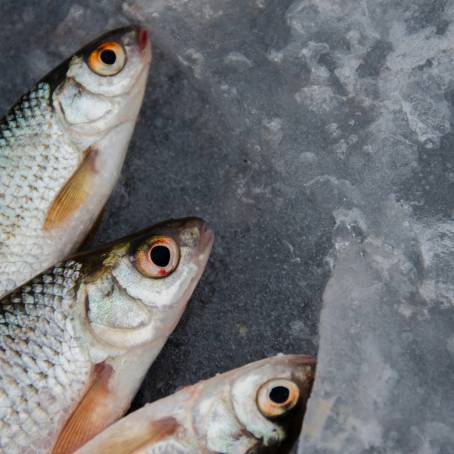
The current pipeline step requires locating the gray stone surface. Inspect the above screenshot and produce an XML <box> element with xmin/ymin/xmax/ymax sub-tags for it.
<box><xmin>0</xmin><ymin>1</ymin><xmax>453</xmax><ymax>452</ymax></box>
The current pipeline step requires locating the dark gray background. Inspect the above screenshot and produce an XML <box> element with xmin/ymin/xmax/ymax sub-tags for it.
<box><xmin>1</xmin><ymin>1</ymin><xmax>453</xmax><ymax>452</ymax></box>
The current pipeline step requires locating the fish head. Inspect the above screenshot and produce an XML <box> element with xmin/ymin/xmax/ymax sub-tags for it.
<box><xmin>77</xmin><ymin>217</ymin><xmax>214</xmax><ymax>356</ymax></box>
<box><xmin>193</xmin><ymin>355</ymin><xmax>315</xmax><ymax>453</ymax></box>
<box><xmin>49</xmin><ymin>26</ymin><xmax>151</xmax><ymax>147</ymax></box>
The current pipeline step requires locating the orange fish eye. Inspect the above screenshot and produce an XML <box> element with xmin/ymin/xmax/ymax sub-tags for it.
<box><xmin>257</xmin><ymin>379</ymin><xmax>300</xmax><ymax>418</ymax></box>
<box><xmin>87</xmin><ymin>42</ymin><xmax>126</xmax><ymax>76</ymax></box>
<box><xmin>134</xmin><ymin>236</ymin><xmax>180</xmax><ymax>279</ymax></box>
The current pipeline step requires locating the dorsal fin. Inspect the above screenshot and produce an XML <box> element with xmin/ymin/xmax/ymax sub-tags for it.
<box><xmin>44</xmin><ymin>146</ymin><xmax>98</xmax><ymax>231</ymax></box>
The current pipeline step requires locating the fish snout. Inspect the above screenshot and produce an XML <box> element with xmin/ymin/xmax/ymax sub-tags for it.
<box><xmin>137</xmin><ymin>28</ymin><xmax>149</xmax><ymax>52</ymax></box>
<box><xmin>197</xmin><ymin>220</ymin><xmax>215</xmax><ymax>256</ymax></box>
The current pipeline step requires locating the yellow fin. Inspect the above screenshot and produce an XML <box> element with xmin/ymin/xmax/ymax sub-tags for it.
<box><xmin>44</xmin><ymin>146</ymin><xmax>98</xmax><ymax>231</ymax></box>
<box><xmin>52</xmin><ymin>362</ymin><xmax>115</xmax><ymax>454</ymax></box>
<box><xmin>86</xmin><ymin>417</ymin><xmax>179</xmax><ymax>454</ymax></box>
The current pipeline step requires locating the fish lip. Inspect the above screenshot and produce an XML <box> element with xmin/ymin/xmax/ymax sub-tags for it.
<box><xmin>197</xmin><ymin>221</ymin><xmax>215</xmax><ymax>256</ymax></box>
<box><xmin>286</xmin><ymin>354</ymin><xmax>317</xmax><ymax>379</ymax></box>
<box><xmin>175</xmin><ymin>217</ymin><xmax>213</xmax><ymax>299</ymax></box>
<box><xmin>156</xmin><ymin>216</ymin><xmax>214</xmax><ymax>253</ymax></box>
<box><xmin>181</xmin><ymin>217</ymin><xmax>215</xmax><ymax>269</ymax></box>
<box><xmin>137</xmin><ymin>28</ymin><xmax>149</xmax><ymax>52</ymax></box>
<box><xmin>285</xmin><ymin>354</ymin><xmax>317</xmax><ymax>366</ymax></box>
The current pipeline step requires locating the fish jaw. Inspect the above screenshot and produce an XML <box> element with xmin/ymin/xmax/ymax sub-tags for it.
<box><xmin>74</xmin><ymin>355</ymin><xmax>315</xmax><ymax>454</ymax></box>
<box><xmin>51</xmin><ymin>219</ymin><xmax>214</xmax><ymax>453</ymax></box>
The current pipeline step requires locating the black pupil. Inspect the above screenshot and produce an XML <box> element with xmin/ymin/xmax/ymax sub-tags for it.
<box><xmin>269</xmin><ymin>386</ymin><xmax>290</xmax><ymax>404</ymax></box>
<box><xmin>100</xmin><ymin>49</ymin><xmax>116</xmax><ymax>65</ymax></box>
<box><xmin>150</xmin><ymin>246</ymin><xmax>171</xmax><ymax>268</ymax></box>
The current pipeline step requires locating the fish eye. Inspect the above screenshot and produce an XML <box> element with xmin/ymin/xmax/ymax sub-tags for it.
<box><xmin>134</xmin><ymin>236</ymin><xmax>180</xmax><ymax>279</ymax></box>
<box><xmin>269</xmin><ymin>386</ymin><xmax>290</xmax><ymax>403</ymax></box>
<box><xmin>100</xmin><ymin>49</ymin><xmax>116</xmax><ymax>65</ymax></box>
<box><xmin>257</xmin><ymin>379</ymin><xmax>300</xmax><ymax>418</ymax></box>
<box><xmin>87</xmin><ymin>42</ymin><xmax>126</xmax><ymax>76</ymax></box>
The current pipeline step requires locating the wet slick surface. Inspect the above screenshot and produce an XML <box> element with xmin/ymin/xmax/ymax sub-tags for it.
<box><xmin>2</xmin><ymin>1</ymin><xmax>453</xmax><ymax>452</ymax></box>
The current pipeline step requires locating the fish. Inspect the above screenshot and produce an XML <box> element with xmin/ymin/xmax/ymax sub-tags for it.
<box><xmin>0</xmin><ymin>26</ymin><xmax>151</xmax><ymax>297</ymax></box>
<box><xmin>75</xmin><ymin>354</ymin><xmax>316</xmax><ymax>454</ymax></box>
<box><xmin>0</xmin><ymin>217</ymin><xmax>214</xmax><ymax>454</ymax></box>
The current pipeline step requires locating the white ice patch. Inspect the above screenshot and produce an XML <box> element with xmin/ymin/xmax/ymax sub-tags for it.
<box><xmin>295</xmin><ymin>86</ymin><xmax>343</xmax><ymax>114</ymax></box>
<box><xmin>416</xmin><ymin>221</ymin><xmax>454</xmax><ymax>308</ymax></box>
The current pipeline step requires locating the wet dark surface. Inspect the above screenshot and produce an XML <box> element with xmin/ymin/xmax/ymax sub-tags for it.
<box><xmin>1</xmin><ymin>1</ymin><xmax>453</xmax><ymax>452</ymax></box>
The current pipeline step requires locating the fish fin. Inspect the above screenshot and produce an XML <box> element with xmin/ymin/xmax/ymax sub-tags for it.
<box><xmin>82</xmin><ymin>417</ymin><xmax>179</xmax><ymax>454</ymax></box>
<box><xmin>52</xmin><ymin>362</ymin><xmax>115</xmax><ymax>454</ymax></box>
<box><xmin>44</xmin><ymin>146</ymin><xmax>98</xmax><ymax>231</ymax></box>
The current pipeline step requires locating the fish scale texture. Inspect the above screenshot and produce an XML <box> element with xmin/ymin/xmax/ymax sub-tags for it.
<box><xmin>0</xmin><ymin>260</ymin><xmax>90</xmax><ymax>454</ymax></box>
<box><xmin>0</xmin><ymin>83</ymin><xmax>80</xmax><ymax>297</ymax></box>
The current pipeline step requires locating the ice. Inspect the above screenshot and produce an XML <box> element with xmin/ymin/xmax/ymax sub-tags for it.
<box><xmin>295</xmin><ymin>0</ymin><xmax>454</xmax><ymax>451</ymax></box>
<box><xmin>0</xmin><ymin>1</ymin><xmax>453</xmax><ymax>452</ymax></box>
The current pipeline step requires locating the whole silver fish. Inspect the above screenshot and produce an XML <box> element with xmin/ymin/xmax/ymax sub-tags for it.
<box><xmin>0</xmin><ymin>217</ymin><xmax>214</xmax><ymax>454</ymax></box>
<box><xmin>0</xmin><ymin>26</ymin><xmax>151</xmax><ymax>297</ymax></box>
<box><xmin>76</xmin><ymin>355</ymin><xmax>315</xmax><ymax>454</ymax></box>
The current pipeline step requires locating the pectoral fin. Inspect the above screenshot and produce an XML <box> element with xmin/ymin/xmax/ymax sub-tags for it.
<box><xmin>52</xmin><ymin>362</ymin><xmax>115</xmax><ymax>454</ymax></box>
<box><xmin>75</xmin><ymin>416</ymin><xmax>179</xmax><ymax>454</ymax></box>
<box><xmin>44</xmin><ymin>146</ymin><xmax>98</xmax><ymax>231</ymax></box>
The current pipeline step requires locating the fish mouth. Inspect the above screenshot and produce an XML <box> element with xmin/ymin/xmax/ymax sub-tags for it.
<box><xmin>135</xmin><ymin>26</ymin><xmax>152</xmax><ymax>65</ymax></box>
<box><xmin>195</xmin><ymin>219</ymin><xmax>215</xmax><ymax>259</ymax></box>
<box><xmin>157</xmin><ymin>217</ymin><xmax>214</xmax><ymax>334</ymax></box>
<box><xmin>171</xmin><ymin>216</ymin><xmax>214</xmax><ymax>293</ymax></box>
<box><xmin>116</xmin><ymin>26</ymin><xmax>152</xmax><ymax>99</ymax></box>
<box><xmin>138</xmin><ymin>28</ymin><xmax>149</xmax><ymax>52</ymax></box>
<box><xmin>284</xmin><ymin>354</ymin><xmax>317</xmax><ymax>385</ymax></box>
<box><xmin>285</xmin><ymin>354</ymin><xmax>317</xmax><ymax>367</ymax></box>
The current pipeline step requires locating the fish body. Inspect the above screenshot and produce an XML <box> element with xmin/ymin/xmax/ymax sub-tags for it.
<box><xmin>0</xmin><ymin>26</ymin><xmax>151</xmax><ymax>297</ymax></box>
<box><xmin>76</xmin><ymin>355</ymin><xmax>315</xmax><ymax>454</ymax></box>
<box><xmin>0</xmin><ymin>217</ymin><xmax>214</xmax><ymax>454</ymax></box>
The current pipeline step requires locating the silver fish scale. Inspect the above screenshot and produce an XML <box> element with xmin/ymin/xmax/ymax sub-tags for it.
<box><xmin>0</xmin><ymin>260</ymin><xmax>91</xmax><ymax>453</ymax></box>
<box><xmin>0</xmin><ymin>82</ymin><xmax>81</xmax><ymax>297</ymax></box>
